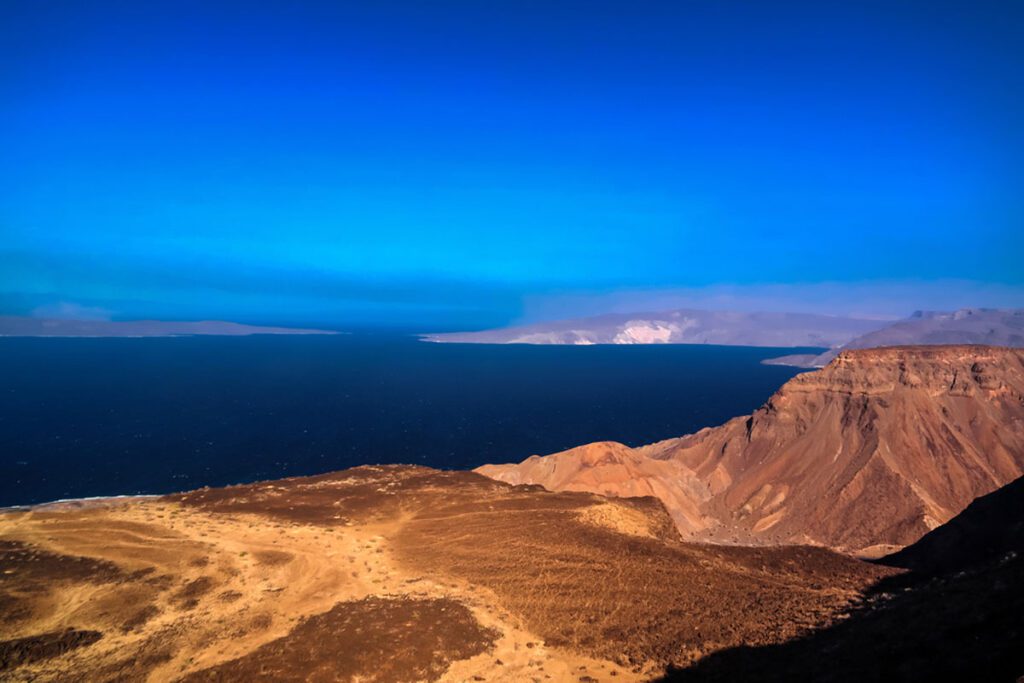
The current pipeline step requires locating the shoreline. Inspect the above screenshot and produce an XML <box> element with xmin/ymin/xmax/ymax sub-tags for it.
<box><xmin>0</xmin><ymin>492</ymin><xmax>163</xmax><ymax>513</ymax></box>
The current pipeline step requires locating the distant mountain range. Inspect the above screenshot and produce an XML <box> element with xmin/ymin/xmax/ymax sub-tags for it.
<box><xmin>425</xmin><ymin>309</ymin><xmax>887</xmax><ymax>348</ymax></box>
<box><xmin>765</xmin><ymin>308</ymin><xmax>1024</xmax><ymax>367</ymax></box>
<box><xmin>425</xmin><ymin>307</ymin><xmax>1024</xmax><ymax>366</ymax></box>
<box><xmin>0</xmin><ymin>316</ymin><xmax>336</xmax><ymax>337</ymax></box>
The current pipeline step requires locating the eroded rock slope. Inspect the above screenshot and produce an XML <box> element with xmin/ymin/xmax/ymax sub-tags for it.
<box><xmin>479</xmin><ymin>346</ymin><xmax>1024</xmax><ymax>554</ymax></box>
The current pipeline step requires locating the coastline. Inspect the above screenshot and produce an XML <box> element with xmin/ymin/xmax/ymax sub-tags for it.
<box><xmin>0</xmin><ymin>493</ymin><xmax>162</xmax><ymax>513</ymax></box>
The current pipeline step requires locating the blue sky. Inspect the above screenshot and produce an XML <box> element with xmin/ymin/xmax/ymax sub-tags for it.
<box><xmin>2</xmin><ymin>0</ymin><xmax>1022</xmax><ymax>329</ymax></box>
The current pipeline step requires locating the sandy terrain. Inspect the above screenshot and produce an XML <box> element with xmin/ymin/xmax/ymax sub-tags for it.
<box><xmin>0</xmin><ymin>466</ymin><xmax>890</xmax><ymax>682</ymax></box>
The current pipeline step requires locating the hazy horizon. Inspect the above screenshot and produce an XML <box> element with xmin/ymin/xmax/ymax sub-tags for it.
<box><xmin>3</xmin><ymin>1</ymin><xmax>1023</xmax><ymax>330</ymax></box>
<box><xmin>5</xmin><ymin>278</ymin><xmax>1024</xmax><ymax>334</ymax></box>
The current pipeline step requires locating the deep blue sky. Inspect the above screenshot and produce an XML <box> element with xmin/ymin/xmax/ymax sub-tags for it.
<box><xmin>2</xmin><ymin>0</ymin><xmax>1022</xmax><ymax>330</ymax></box>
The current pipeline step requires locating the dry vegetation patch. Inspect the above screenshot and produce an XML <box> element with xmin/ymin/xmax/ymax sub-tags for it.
<box><xmin>577</xmin><ymin>502</ymin><xmax>657</xmax><ymax>538</ymax></box>
<box><xmin>389</xmin><ymin>479</ymin><xmax>892</xmax><ymax>669</ymax></box>
<box><xmin>0</xmin><ymin>629</ymin><xmax>102</xmax><ymax>672</ymax></box>
<box><xmin>182</xmin><ymin>597</ymin><xmax>498</xmax><ymax>683</ymax></box>
<box><xmin>0</xmin><ymin>465</ymin><xmax>897</xmax><ymax>681</ymax></box>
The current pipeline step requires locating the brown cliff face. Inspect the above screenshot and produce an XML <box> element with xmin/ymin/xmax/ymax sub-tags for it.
<box><xmin>477</xmin><ymin>346</ymin><xmax>1024</xmax><ymax>554</ymax></box>
<box><xmin>475</xmin><ymin>441</ymin><xmax>711</xmax><ymax>532</ymax></box>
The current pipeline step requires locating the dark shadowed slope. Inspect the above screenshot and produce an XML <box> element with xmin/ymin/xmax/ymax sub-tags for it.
<box><xmin>882</xmin><ymin>474</ymin><xmax>1024</xmax><ymax>575</ymax></box>
<box><xmin>660</xmin><ymin>474</ymin><xmax>1024</xmax><ymax>682</ymax></box>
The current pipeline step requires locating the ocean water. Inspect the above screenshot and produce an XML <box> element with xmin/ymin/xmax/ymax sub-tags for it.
<box><xmin>0</xmin><ymin>334</ymin><xmax>819</xmax><ymax>507</ymax></box>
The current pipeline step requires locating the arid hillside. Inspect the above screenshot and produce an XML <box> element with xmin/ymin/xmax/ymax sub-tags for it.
<box><xmin>0</xmin><ymin>466</ymin><xmax>891</xmax><ymax>682</ymax></box>
<box><xmin>882</xmin><ymin>473</ymin><xmax>1024</xmax><ymax>575</ymax></box>
<box><xmin>663</xmin><ymin>474</ymin><xmax>1024</xmax><ymax>682</ymax></box>
<box><xmin>478</xmin><ymin>345</ymin><xmax>1024</xmax><ymax>554</ymax></box>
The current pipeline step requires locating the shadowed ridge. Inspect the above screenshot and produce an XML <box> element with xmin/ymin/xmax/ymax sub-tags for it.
<box><xmin>881</xmin><ymin>474</ymin><xmax>1024</xmax><ymax>575</ymax></box>
<box><xmin>658</xmin><ymin>474</ymin><xmax>1024</xmax><ymax>682</ymax></box>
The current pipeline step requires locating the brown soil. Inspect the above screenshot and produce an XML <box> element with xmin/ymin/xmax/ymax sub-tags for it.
<box><xmin>0</xmin><ymin>465</ymin><xmax>894</xmax><ymax>681</ymax></box>
<box><xmin>0</xmin><ymin>539</ymin><xmax>125</xmax><ymax>586</ymax></box>
<box><xmin>181</xmin><ymin>597</ymin><xmax>497</xmax><ymax>682</ymax></box>
<box><xmin>0</xmin><ymin>539</ymin><xmax>129</xmax><ymax>637</ymax></box>
<box><xmin>172</xmin><ymin>576</ymin><xmax>216</xmax><ymax>610</ymax></box>
<box><xmin>0</xmin><ymin>629</ymin><xmax>102</xmax><ymax>671</ymax></box>
<box><xmin>391</xmin><ymin>481</ymin><xmax>889</xmax><ymax>668</ymax></box>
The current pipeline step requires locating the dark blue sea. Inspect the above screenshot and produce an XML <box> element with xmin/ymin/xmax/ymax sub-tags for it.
<box><xmin>0</xmin><ymin>334</ymin><xmax>819</xmax><ymax>507</ymax></box>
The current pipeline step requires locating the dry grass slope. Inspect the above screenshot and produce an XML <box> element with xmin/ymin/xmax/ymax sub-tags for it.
<box><xmin>181</xmin><ymin>597</ymin><xmax>498</xmax><ymax>683</ymax></box>
<box><xmin>0</xmin><ymin>465</ymin><xmax>894</xmax><ymax>681</ymax></box>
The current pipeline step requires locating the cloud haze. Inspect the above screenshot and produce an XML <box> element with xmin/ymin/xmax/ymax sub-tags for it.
<box><xmin>516</xmin><ymin>281</ymin><xmax>1024</xmax><ymax>325</ymax></box>
<box><xmin>29</xmin><ymin>301</ymin><xmax>113</xmax><ymax>321</ymax></box>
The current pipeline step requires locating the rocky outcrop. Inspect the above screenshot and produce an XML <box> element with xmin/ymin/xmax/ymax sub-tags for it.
<box><xmin>478</xmin><ymin>346</ymin><xmax>1024</xmax><ymax>554</ymax></box>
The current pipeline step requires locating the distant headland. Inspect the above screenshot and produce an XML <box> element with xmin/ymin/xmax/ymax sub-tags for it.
<box><xmin>0</xmin><ymin>316</ymin><xmax>337</xmax><ymax>338</ymax></box>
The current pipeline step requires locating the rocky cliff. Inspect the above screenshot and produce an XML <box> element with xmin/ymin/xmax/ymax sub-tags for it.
<box><xmin>478</xmin><ymin>345</ymin><xmax>1024</xmax><ymax>554</ymax></box>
